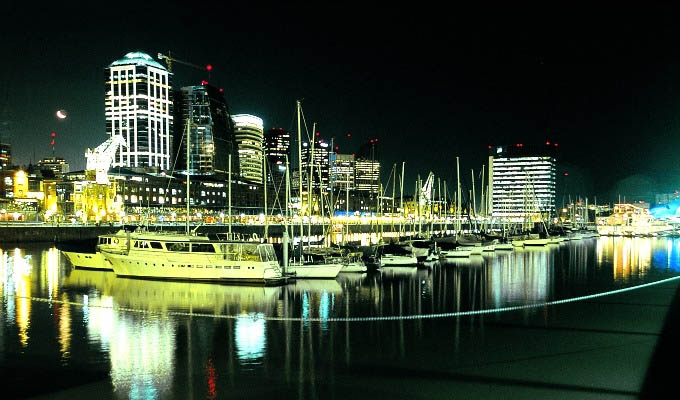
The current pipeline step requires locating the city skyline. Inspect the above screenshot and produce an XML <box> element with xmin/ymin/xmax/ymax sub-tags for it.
<box><xmin>3</xmin><ymin>4</ymin><xmax>680</xmax><ymax>202</ymax></box>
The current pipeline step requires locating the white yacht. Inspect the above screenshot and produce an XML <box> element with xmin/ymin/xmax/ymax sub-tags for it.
<box><xmin>97</xmin><ymin>230</ymin><xmax>285</xmax><ymax>285</ymax></box>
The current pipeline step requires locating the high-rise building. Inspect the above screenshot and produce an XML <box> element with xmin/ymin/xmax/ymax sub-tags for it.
<box><xmin>301</xmin><ymin>139</ymin><xmax>330</xmax><ymax>192</ymax></box>
<box><xmin>37</xmin><ymin>157</ymin><xmax>70</xmax><ymax>178</ymax></box>
<box><xmin>488</xmin><ymin>143</ymin><xmax>557</xmax><ymax>221</ymax></box>
<box><xmin>105</xmin><ymin>51</ymin><xmax>173</xmax><ymax>171</ymax></box>
<box><xmin>173</xmin><ymin>84</ymin><xmax>238</xmax><ymax>176</ymax></box>
<box><xmin>232</xmin><ymin>114</ymin><xmax>264</xmax><ymax>184</ymax></box>
<box><xmin>355</xmin><ymin>139</ymin><xmax>380</xmax><ymax>194</ymax></box>
<box><xmin>355</xmin><ymin>159</ymin><xmax>380</xmax><ymax>194</ymax></box>
<box><xmin>0</xmin><ymin>142</ymin><xmax>11</xmax><ymax>171</ymax></box>
<box><xmin>330</xmin><ymin>153</ymin><xmax>355</xmax><ymax>191</ymax></box>
<box><xmin>264</xmin><ymin>127</ymin><xmax>290</xmax><ymax>188</ymax></box>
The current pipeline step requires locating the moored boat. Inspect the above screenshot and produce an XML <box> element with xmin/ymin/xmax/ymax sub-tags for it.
<box><xmin>98</xmin><ymin>231</ymin><xmax>285</xmax><ymax>285</ymax></box>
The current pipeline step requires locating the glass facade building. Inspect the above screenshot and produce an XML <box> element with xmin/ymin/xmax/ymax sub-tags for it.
<box><xmin>488</xmin><ymin>144</ymin><xmax>557</xmax><ymax>222</ymax></box>
<box><xmin>105</xmin><ymin>51</ymin><xmax>173</xmax><ymax>171</ymax></box>
<box><xmin>330</xmin><ymin>153</ymin><xmax>355</xmax><ymax>191</ymax></box>
<box><xmin>232</xmin><ymin>114</ymin><xmax>264</xmax><ymax>184</ymax></box>
<box><xmin>174</xmin><ymin>84</ymin><xmax>237</xmax><ymax>176</ymax></box>
<box><xmin>355</xmin><ymin>140</ymin><xmax>380</xmax><ymax>194</ymax></box>
<box><xmin>264</xmin><ymin>127</ymin><xmax>290</xmax><ymax>188</ymax></box>
<box><xmin>301</xmin><ymin>140</ymin><xmax>330</xmax><ymax>192</ymax></box>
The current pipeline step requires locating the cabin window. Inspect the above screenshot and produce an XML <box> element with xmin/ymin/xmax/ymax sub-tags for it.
<box><xmin>149</xmin><ymin>241</ymin><xmax>163</xmax><ymax>249</ymax></box>
<box><xmin>192</xmin><ymin>243</ymin><xmax>216</xmax><ymax>253</ymax></box>
<box><xmin>167</xmin><ymin>242</ymin><xmax>189</xmax><ymax>252</ymax></box>
<box><xmin>242</xmin><ymin>245</ymin><xmax>259</xmax><ymax>261</ymax></box>
<box><xmin>219</xmin><ymin>244</ymin><xmax>239</xmax><ymax>261</ymax></box>
<box><xmin>258</xmin><ymin>245</ymin><xmax>276</xmax><ymax>262</ymax></box>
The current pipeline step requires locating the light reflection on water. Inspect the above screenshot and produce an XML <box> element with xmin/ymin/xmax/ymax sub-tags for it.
<box><xmin>1</xmin><ymin>238</ymin><xmax>680</xmax><ymax>398</ymax></box>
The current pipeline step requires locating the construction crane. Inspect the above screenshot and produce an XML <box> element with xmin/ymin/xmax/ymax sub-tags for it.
<box><xmin>419</xmin><ymin>172</ymin><xmax>435</xmax><ymax>207</ymax></box>
<box><xmin>85</xmin><ymin>135</ymin><xmax>127</xmax><ymax>184</ymax></box>
<box><xmin>157</xmin><ymin>51</ymin><xmax>212</xmax><ymax>78</ymax></box>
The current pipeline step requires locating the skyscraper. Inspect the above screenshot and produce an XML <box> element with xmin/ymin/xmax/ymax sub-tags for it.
<box><xmin>488</xmin><ymin>143</ymin><xmax>557</xmax><ymax>221</ymax></box>
<box><xmin>330</xmin><ymin>153</ymin><xmax>355</xmax><ymax>191</ymax></box>
<box><xmin>105</xmin><ymin>51</ymin><xmax>173</xmax><ymax>171</ymax></box>
<box><xmin>174</xmin><ymin>84</ymin><xmax>237</xmax><ymax>176</ymax></box>
<box><xmin>232</xmin><ymin>114</ymin><xmax>264</xmax><ymax>184</ymax></box>
<box><xmin>301</xmin><ymin>139</ymin><xmax>330</xmax><ymax>192</ymax></box>
<box><xmin>355</xmin><ymin>139</ymin><xmax>380</xmax><ymax>194</ymax></box>
<box><xmin>264</xmin><ymin>127</ymin><xmax>290</xmax><ymax>188</ymax></box>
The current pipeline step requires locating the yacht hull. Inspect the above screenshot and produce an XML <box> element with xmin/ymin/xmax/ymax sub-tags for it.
<box><xmin>524</xmin><ymin>239</ymin><xmax>550</xmax><ymax>246</ymax></box>
<box><xmin>380</xmin><ymin>254</ymin><xmax>418</xmax><ymax>266</ymax></box>
<box><xmin>101</xmin><ymin>249</ymin><xmax>283</xmax><ymax>285</ymax></box>
<box><xmin>287</xmin><ymin>263</ymin><xmax>342</xmax><ymax>279</ymax></box>
<box><xmin>62</xmin><ymin>251</ymin><xmax>110</xmax><ymax>270</ymax></box>
<box><xmin>340</xmin><ymin>262</ymin><xmax>368</xmax><ymax>273</ymax></box>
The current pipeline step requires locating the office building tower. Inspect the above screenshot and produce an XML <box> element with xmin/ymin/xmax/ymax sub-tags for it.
<box><xmin>264</xmin><ymin>127</ymin><xmax>291</xmax><ymax>188</ymax></box>
<box><xmin>330</xmin><ymin>153</ymin><xmax>355</xmax><ymax>191</ymax></box>
<box><xmin>355</xmin><ymin>139</ymin><xmax>380</xmax><ymax>194</ymax></box>
<box><xmin>37</xmin><ymin>157</ymin><xmax>70</xmax><ymax>178</ymax></box>
<box><xmin>232</xmin><ymin>114</ymin><xmax>264</xmax><ymax>184</ymax></box>
<box><xmin>488</xmin><ymin>143</ymin><xmax>557</xmax><ymax>221</ymax></box>
<box><xmin>301</xmin><ymin>139</ymin><xmax>330</xmax><ymax>192</ymax></box>
<box><xmin>105</xmin><ymin>51</ymin><xmax>173</xmax><ymax>171</ymax></box>
<box><xmin>174</xmin><ymin>84</ymin><xmax>237</xmax><ymax>176</ymax></box>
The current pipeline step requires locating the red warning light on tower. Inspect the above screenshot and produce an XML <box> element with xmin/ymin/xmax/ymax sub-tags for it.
<box><xmin>51</xmin><ymin>131</ymin><xmax>56</xmax><ymax>138</ymax></box>
<box><xmin>206</xmin><ymin>64</ymin><xmax>213</xmax><ymax>71</ymax></box>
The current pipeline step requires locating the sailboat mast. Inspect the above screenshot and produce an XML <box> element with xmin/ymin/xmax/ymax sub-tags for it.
<box><xmin>391</xmin><ymin>164</ymin><xmax>396</xmax><ymax>233</ymax></box>
<box><xmin>456</xmin><ymin>157</ymin><xmax>461</xmax><ymax>235</ymax></box>
<box><xmin>296</xmin><ymin>100</ymin><xmax>304</xmax><ymax>254</ymax></box>
<box><xmin>264</xmin><ymin>147</ymin><xmax>268</xmax><ymax>240</ymax></box>
<box><xmin>228</xmin><ymin>154</ymin><xmax>232</xmax><ymax>238</ymax></box>
<box><xmin>186</xmin><ymin>119</ymin><xmax>190</xmax><ymax>235</ymax></box>
<box><xmin>400</xmin><ymin>162</ymin><xmax>405</xmax><ymax>237</ymax></box>
<box><xmin>307</xmin><ymin>122</ymin><xmax>316</xmax><ymax>248</ymax></box>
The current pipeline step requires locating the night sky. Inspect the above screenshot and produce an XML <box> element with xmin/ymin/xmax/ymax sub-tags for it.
<box><xmin>2</xmin><ymin>4</ymin><xmax>680</xmax><ymax>204</ymax></box>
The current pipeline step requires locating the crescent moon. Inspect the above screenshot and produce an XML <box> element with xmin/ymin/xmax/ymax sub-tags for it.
<box><xmin>56</xmin><ymin>110</ymin><xmax>67</xmax><ymax>119</ymax></box>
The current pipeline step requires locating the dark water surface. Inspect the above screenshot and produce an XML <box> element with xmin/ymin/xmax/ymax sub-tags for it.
<box><xmin>1</xmin><ymin>237</ymin><xmax>679</xmax><ymax>399</ymax></box>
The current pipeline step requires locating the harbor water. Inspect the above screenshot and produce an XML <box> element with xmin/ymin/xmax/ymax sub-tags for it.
<box><xmin>1</xmin><ymin>236</ymin><xmax>679</xmax><ymax>399</ymax></box>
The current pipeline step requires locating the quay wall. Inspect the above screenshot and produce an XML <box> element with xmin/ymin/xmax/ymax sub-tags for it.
<box><xmin>0</xmin><ymin>222</ymin><xmax>461</xmax><ymax>244</ymax></box>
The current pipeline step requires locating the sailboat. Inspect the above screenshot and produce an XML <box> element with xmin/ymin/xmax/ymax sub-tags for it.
<box><xmin>96</xmin><ymin>120</ymin><xmax>286</xmax><ymax>285</ymax></box>
<box><xmin>283</xmin><ymin>100</ymin><xmax>342</xmax><ymax>279</ymax></box>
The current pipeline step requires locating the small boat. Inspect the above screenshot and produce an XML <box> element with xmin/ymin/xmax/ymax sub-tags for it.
<box><xmin>524</xmin><ymin>234</ymin><xmax>550</xmax><ymax>246</ymax></box>
<box><xmin>379</xmin><ymin>243</ymin><xmax>417</xmax><ymax>266</ymax></box>
<box><xmin>494</xmin><ymin>242</ymin><xmax>514</xmax><ymax>250</ymax></box>
<box><xmin>437</xmin><ymin>241</ymin><xmax>472</xmax><ymax>258</ymax></box>
<box><xmin>340</xmin><ymin>252</ymin><xmax>368</xmax><ymax>273</ymax></box>
<box><xmin>287</xmin><ymin>262</ymin><xmax>343</xmax><ymax>279</ymax></box>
